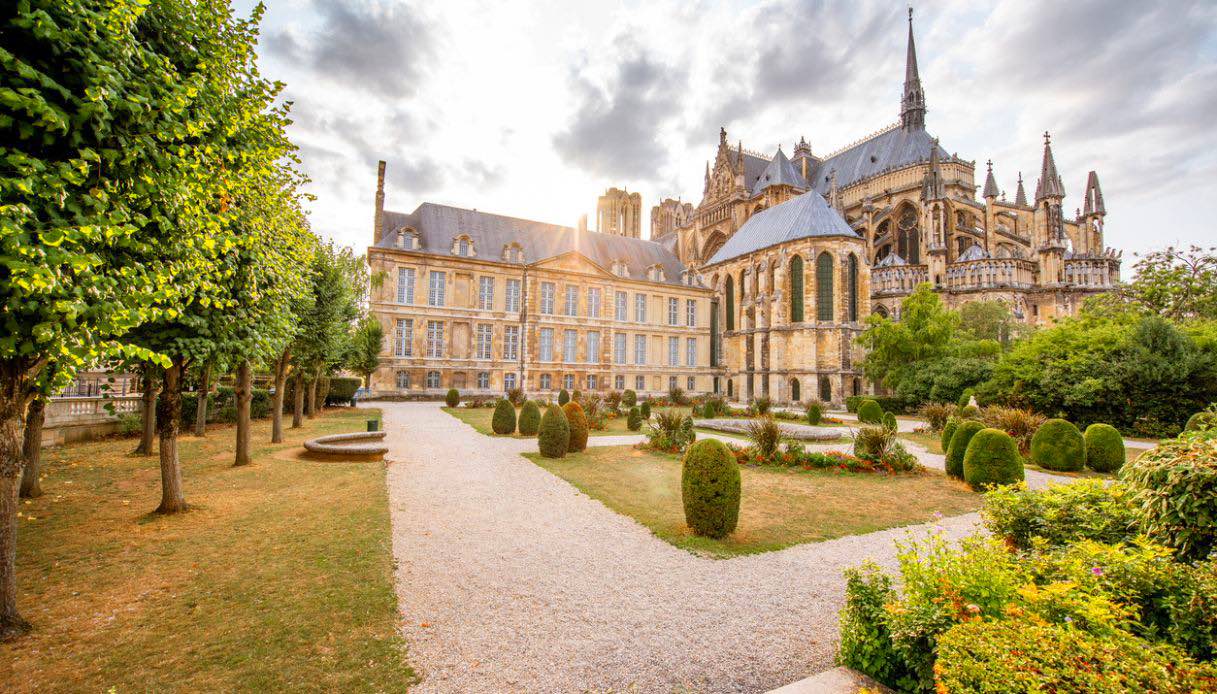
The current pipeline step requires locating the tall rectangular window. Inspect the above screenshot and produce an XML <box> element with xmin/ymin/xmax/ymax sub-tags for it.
<box><xmin>428</xmin><ymin>271</ymin><xmax>446</xmax><ymax>307</ymax></box>
<box><xmin>505</xmin><ymin>279</ymin><xmax>521</xmax><ymax>313</ymax></box>
<box><xmin>504</xmin><ymin>372</ymin><xmax>516</xmax><ymax>390</ymax></box>
<box><xmin>539</xmin><ymin>328</ymin><xmax>554</xmax><ymax>361</ymax></box>
<box><xmin>686</xmin><ymin>299</ymin><xmax>696</xmax><ymax>327</ymax></box>
<box><xmin>615</xmin><ymin>375</ymin><xmax>625</xmax><ymax>390</ymax></box>
<box><xmin>668</xmin><ymin>297</ymin><xmax>678</xmax><ymax>325</ymax></box>
<box><xmin>635</xmin><ymin>375</ymin><xmax>645</xmax><ymax>391</ymax></box>
<box><xmin>634</xmin><ymin>335</ymin><xmax>646</xmax><ymax>365</ymax></box>
<box><xmin>426</xmin><ymin>320</ymin><xmax>444</xmax><ymax>357</ymax></box>
<box><xmin>687</xmin><ymin>376</ymin><xmax>695</xmax><ymax>391</ymax></box>
<box><xmin>563</xmin><ymin>330</ymin><xmax>577</xmax><ymax>363</ymax></box>
<box><xmin>586</xmin><ymin>331</ymin><xmax>600</xmax><ymax>363</ymax></box>
<box><xmin>540</xmin><ymin>282</ymin><xmax>555</xmax><ymax>314</ymax></box>
<box><xmin>634</xmin><ymin>293</ymin><xmax>647</xmax><ymax>323</ymax></box>
<box><xmin>394</xmin><ymin>318</ymin><xmax>413</xmax><ymax>357</ymax></box>
<box><xmin>668</xmin><ymin>336</ymin><xmax>679</xmax><ymax>366</ymax></box>
<box><xmin>504</xmin><ymin>325</ymin><xmax>519</xmax><ymax>360</ymax></box>
<box><xmin>476</xmin><ymin>324</ymin><xmax>492</xmax><ymax>359</ymax></box>
<box><xmin>614</xmin><ymin>333</ymin><xmax>626</xmax><ymax>365</ymax></box>
<box><xmin>397</xmin><ymin>268</ymin><xmax>415</xmax><ymax>304</ymax></box>
<box><xmin>588</xmin><ymin>288</ymin><xmax>601</xmax><ymax>318</ymax></box>
<box><xmin>615</xmin><ymin>291</ymin><xmax>627</xmax><ymax>321</ymax></box>
<box><xmin>478</xmin><ymin>277</ymin><xmax>494</xmax><ymax>310</ymax></box>
<box><xmin>564</xmin><ymin>286</ymin><xmax>578</xmax><ymax>316</ymax></box>
<box><xmin>686</xmin><ymin>337</ymin><xmax>696</xmax><ymax>367</ymax></box>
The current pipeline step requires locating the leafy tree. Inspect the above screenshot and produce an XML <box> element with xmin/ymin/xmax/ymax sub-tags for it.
<box><xmin>289</xmin><ymin>243</ymin><xmax>361</xmax><ymax>426</ymax></box>
<box><xmin>1121</xmin><ymin>245</ymin><xmax>1217</xmax><ymax>320</ymax></box>
<box><xmin>958</xmin><ymin>301</ymin><xmax>1026</xmax><ymax>346</ymax></box>
<box><xmin>858</xmin><ymin>285</ymin><xmax>959</xmax><ymax>390</ymax></box>
<box><xmin>348</xmin><ymin>316</ymin><xmax>384</xmax><ymax>388</ymax></box>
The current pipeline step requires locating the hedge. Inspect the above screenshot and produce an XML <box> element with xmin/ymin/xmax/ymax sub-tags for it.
<box><xmin>945</xmin><ymin>420</ymin><xmax>985</xmax><ymax>479</ymax></box>
<box><xmin>562</xmin><ymin>401</ymin><xmax>588</xmax><ymax>452</ymax></box>
<box><xmin>491</xmin><ymin>399</ymin><xmax>517</xmax><ymax>435</ymax></box>
<box><xmin>180</xmin><ymin>387</ymin><xmax>272</xmax><ymax>425</ymax></box>
<box><xmin>518</xmin><ymin>400</ymin><xmax>541</xmax><ymax>436</ymax></box>
<box><xmin>537</xmin><ymin>405</ymin><xmax>570</xmax><ymax>458</ymax></box>
<box><xmin>1031</xmin><ymin>418</ymin><xmax>1085</xmax><ymax>472</ymax></box>
<box><xmin>640</xmin><ymin>400</ymin><xmax>651</xmax><ymax>419</ymax></box>
<box><xmin>681</xmin><ymin>439</ymin><xmax>740</xmax><ymax>539</ymax></box>
<box><xmin>805</xmin><ymin>401</ymin><xmax>822</xmax><ymax>425</ymax></box>
<box><xmin>1084</xmin><ymin>423</ymin><xmax>1125</xmax><ymax>473</ymax></box>
<box><xmin>845</xmin><ymin>395</ymin><xmax>911</xmax><ymax>414</ymax></box>
<box><xmin>857</xmin><ymin>399</ymin><xmax>883</xmax><ymax>424</ymax></box>
<box><xmin>962</xmin><ymin>428</ymin><xmax>1023</xmax><ymax>490</ymax></box>
<box><xmin>326</xmin><ymin>377</ymin><xmax>362</xmax><ymax>405</ymax></box>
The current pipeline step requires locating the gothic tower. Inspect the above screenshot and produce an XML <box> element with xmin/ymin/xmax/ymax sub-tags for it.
<box><xmin>596</xmin><ymin>187</ymin><xmax>642</xmax><ymax>238</ymax></box>
<box><xmin>1035</xmin><ymin>132</ymin><xmax>1067</xmax><ymax>284</ymax></box>
<box><xmin>900</xmin><ymin>8</ymin><xmax>926</xmax><ymax>131</ymax></box>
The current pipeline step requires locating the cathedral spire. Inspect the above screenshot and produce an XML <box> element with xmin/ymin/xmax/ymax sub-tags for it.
<box><xmin>1036</xmin><ymin>131</ymin><xmax>1065</xmax><ymax>201</ymax></box>
<box><xmin>982</xmin><ymin>159</ymin><xmax>999</xmax><ymax>199</ymax></box>
<box><xmin>900</xmin><ymin>7</ymin><xmax>926</xmax><ymax>131</ymax></box>
<box><xmin>1014</xmin><ymin>172</ymin><xmax>1028</xmax><ymax>206</ymax></box>
<box><xmin>1083</xmin><ymin>170</ymin><xmax>1105</xmax><ymax>216</ymax></box>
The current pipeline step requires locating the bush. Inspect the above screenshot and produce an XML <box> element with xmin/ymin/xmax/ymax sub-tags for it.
<box><xmin>558</xmin><ymin>389</ymin><xmax>569</xmax><ymax>406</ymax></box>
<box><xmin>805</xmin><ymin>400</ymin><xmax>823</xmax><ymax>425</ymax></box>
<box><xmin>645</xmin><ymin>409</ymin><xmax>695</xmax><ymax>453</ymax></box>
<box><xmin>604</xmin><ymin>390</ymin><xmax>622</xmax><ymax>412</ymax></box>
<box><xmin>701</xmin><ymin>396</ymin><xmax>726</xmax><ymax>418</ymax></box>
<box><xmin>981</xmin><ymin>480</ymin><xmax>1138</xmax><ymax>551</ymax></box>
<box><xmin>326</xmin><ymin>377</ymin><xmax>362</xmax><ymax>405</ymax></box>
<box><xmin>1084</xmin><ymin>423</ymin><xmax>1125</xmax><ymax>473</ymax></box>
<box><xmin>958</xmin><ymin>404</ymin><xmax>980</xmax><ymax>419</ymax></box>
<box><xmin>626</xmin><ymin>406</ymin><xmax>642</xmax><ymax>431</ymax></box>
<box><xmin>506</xmin><ymin>387</ymin><xmax>526</xmax><ymax>407</ymax></box>
<box><xmin>640</xmin><ymin>400</ymin><xmax>651</xmax><ymax>419</ymax></box>
<box><xmin>846</xmin><ymin>395</ymin><xmax>910</xmax><ymax>415</ymax></box>
<box><xmin>1031</xmin><ymin>418</ymin><xmax>1086</xmax><ymax>472</ymax></box>
<box><xmin>918</xmin><ymin>402</ymin><xmax>954</xmax><ymax>432</ymax></box>
<box><xmin>623</xmin><ymin>389</ymin><xmax>637</xmax><ymax>407</ymax></box>
<box><xmin>445</xmin><ymin>388</ymin><xmax>460</xmax><ymax>408</ymax></box>
<box><xmin>751</xmin><ymin>395</ymin><xmax>771</xmax><ymax>416</ymax></box>
<box><xmin>962</xmin><ymin>428</ymin><xmax>1024</xmax><ymax>490</ymax></box>
<box><xmin>837</xmin><ymin>564</ymin><xmax>914</xmax><ymax>690</ymax></box>
<box><xmin>681</xmin><ymin>439</ymin><xmax>740</xmax><ymax>539</ymax></box>
<box><xmin>1165</xmin><ymin>557</ymin><xmax>1217</xmax><ymax>661</ymax></box>
<box><xmin>852</xmin><ymin>426</ymin><xmax>922</xmax><ymax>472</ymax></box>
<box><xmin>940</xmin><ymin>417</ymin><xmax>959</xmax><ymax>453</ymax></box>
<box><xmin>537</xmin><ymin>405</ymin><xmax>570</xmax><ymax>458</ymax></box>
<box><xmin>668</xmin><ymin>387</ymin><xmax>689</xmax><ymax>406</ymax></box>
<box><xmin>1123</xmin><ymin>429</ymin><xmax>1217</xmax><ymax>561</ymax></box>
<box><xmin>572</xmin><ymin>390</ymin><xmax>581</xmax><ymax>402</ymax></box>
<box><xmin>882</xmin><ymin>411</ymin><xmax>897</xmax><ymax>430</ymax></box>
<box><xmin>857</xmin><ymin>399</ymin><xmax>883</xmax><ymax>424</ymax></box>
<box><xmin>491</xmin><ymin>399</ymin><xmax>516</xmax><ymax>435</ymax></box>
<box><xmin>562</xmin><ymin>401</ymin><xmax>588</xmax><ymax>452</ymax></box>
<box><xmin>518</xmin><ymin>400</ymin><xmax>541</xmax><ymax>436</ymax></box>
<box><xmin>980</xmin><ymin>406</ymin><xmax>1045</xmax><ymax>455</ymax></box>
<box><xmin>1183</xmin><ymin>405</ymin><xmax>1215</xmax><ymax>431</ymax></box>
<box><xmin>957</xmin><ymin>388</ymin><xmax>975</xmax><ymax>408</ymax></box>
<box><xmin>945</xmin><ymin>420</ymin><xmax>986</xmax><ymax>479</ymax></box>
<box><xmin>746</xmin><ymin>416</ymin><xmax>782</xmax><ymax>457</ymax></box>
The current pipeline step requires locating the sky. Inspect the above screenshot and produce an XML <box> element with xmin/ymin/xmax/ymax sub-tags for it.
<box><xmin>235</xmin><ymin>0</ymin><xmax>1217</xmax><ymax>263</ymax></box>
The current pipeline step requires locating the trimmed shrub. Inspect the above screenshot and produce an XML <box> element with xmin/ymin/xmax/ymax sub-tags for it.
<box><xmin>562</xmin><ymin>401</ymin><xmax>588</xmax><ymax>452</ymax></box>
<box><xmin>1030</xmin><ymin>418</ymin><xmax>1085</xmax><ymax>472</ymax></box>
<box><xmin>627</xmin><ymin>406</ymin><xmax>642</xmax><ymax>431</ymax></box>
<box><xmin>640</xmin><ymin>400</ymin><xmax>651</xmax><ymax>419</ymax></box>
<box><xmin>957</xmin><ymin>388</ymin><xmax>975</xmax><ymax>408</ymax></box>
<box><xmin>846</xmin><ymin>395</ymin><xmax>910</xmax><ymax>415</ymax></box>
<box><xmin>445</xmin><ymin>388</ymin><xmax>460</xmax><ymax>408</ymax></box>
<box><xmin>857</xmin><ymin>399</ymin><xmax>883</xmax><ymax>424</ymax></box>
<box><xmin>1184</xmin><ymin>408</ymin><xmax>1216</xmax><ymax>431</ymax></box>
<box><xmin>1084</xmin><ymin>423</ymin><xmax>1125</xmax><ymax>473</ymax></box>
<box><xmin>941</xmin><ymin>417</ymin><xmax>959</xmax><ymax>453</ymax></box>
<box><xmin>491</xmin><ymin>399</ymin><xmax>516</xmax><ymax>435</ymax></box>
<box><xmin>558</xmin><ymin>388</ymin><xmax>570</xmax><ymax>406</ymax></box>
<box><xmin>882</xmin><ymin>411</ymin><xmax>897</xmax><ymax>430</ymax></box>
<box><xmin>1123</xmin><ymin>430</ymin><xmax>1217</xmax><ymax>561</ymax></box>
<box><xmin>518</xmin><ymin>400</ymin><xmax>541</xmax><ymax>435</ymax></box>
<box><xmin>962</xmin><ymin>428</ymin><xmax>1023</xmax><ymax>490</ymax></box>
<box><xmin>623</xmin><ymin>389</ymin><xmax>637</xmax><ymax>407</ymax></box>
<box><xmin>326</xmin><ymin>377</ymin><xmax>362</xmax><ymax>405</ymax></box>
<box><xmin>945</xmin><ymin>420</ymin><xmax>986</xmax><ymax>479</ymax></box>
<box><xmin>506</xmin><ymin>387</ymin><xmax>526</xmax><ymax>406</ymax></box>
<box><xmin>681</xmin><ymin>439</ymin><xmax>740</xmax><ymax>539</ymax></box>
<box><xmin>958</xmin><ymin>404</ymin><xmax>980</xmax><ymax>419</ymax></box>
<box><xmin>572</xmin><ymin>390</ymin><xmax>581</xmax><ymax>402</ymax></box>
<box><xmin>982</xmin><ymin>480</ymin><xmax>1138</xmax><ymax>551</ymax></box>
<box><xmin>537</xmin><ymin>405</ymin><xmax>570</xmax><ymax>458</ymax></box>
<box><xmin>805</xmin><ymin>400</ymin><xmax>823</xmax><ymax>425</ymax></box>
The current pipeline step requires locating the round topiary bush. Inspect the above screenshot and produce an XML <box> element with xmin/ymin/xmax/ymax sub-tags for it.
<box><xmin>857</xmin><ymin>399</ymin><xmax>883</xmax><ymax>424</ymax></box>
<box><xmin>518</xmin><ymin>400</ymin><xmax>541</xmax><ymax>436</ymax></box>
<box><xmin>962</xmin><ymin>428</ymin><xmax>1024</xmax><ymax>490</ymax></box>
<box><xmin>1084</xmin><ymin>423</ymin><xmax>1125</xmax><ymax>473</ymax></box>
<box><xmin>573</xmin><ymin>390</ymin><xmax>582</xmax><ymax>402</ymax></box>
<box><xmin>627</xmin><ymin>406</ymin><xmax>642</xmax><ymax>431</ymax></box>
<box><xmin>562</xmin><ymin>401</ymin><xmax>588</xmax><ymax>452</ymax></box>
<box><xmin>537</xmin><ymin>405</ymin><xmax>570</xmax><ymax>458</ymax></box>
<box><xmin>640</xmin><ymin>400</ymin><xmax>651</xmax><ymax>419</ymax></box>
<box><xmin>681</xmin><ymin>438</ymin><xmax>740</xmax><ymax>539</ymax></box>
<box><xmin>445</xmin><ymin>388</ymin><xmax>460</xmax><ymax>408</ymax></box>
<box><xmin>623</xmin><ymin>389</ymin><xmax>637</xmax><ymax>407</ymax></box>
<box><xmin>945</xmin><ymin>420</ymin><xmax>986</xmax><ymax>479</ymax></box>
<box><xmin>491</xmin><ymin>399</ymin><xmax>516</xmax><ymax>435</ymax></box>
<box><xmin>806</xmin><ymin>401</ymin><xmax>823</xmax><ymax>426</ymax></box>
<box><xmin>558</xmin><ymin>389</ymin><xmax>570</xmax><ymax>406</ymax></box>
<box><xmin>882</xmin><ymin>411</ymin><xmax>897</xmax><ymax>430</ymax></box>
<box><xmin>1184</xmin><ymin>410</ymin><xmax>1215</xmax><ymax>431</ymax></box>
<box><xmin>1031</xmin><ymin>418</ymin><xmax>1085</xmax><ymax>472</ymax></box>
<box><xmin>941</xmin><ymin>417</ymin><xmax>959</xmax><ymax>453</ymax></box>
<box><xmin>959</xmin><ymin>405</ymin><xmax>980</xmax><ymax>419</ymax></box>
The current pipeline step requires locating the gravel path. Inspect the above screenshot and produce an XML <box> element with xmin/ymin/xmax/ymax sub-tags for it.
<box><xmin>378</xmin><ymin>402</ymin><xmax>992</xmax><ymax>693</ymax></box>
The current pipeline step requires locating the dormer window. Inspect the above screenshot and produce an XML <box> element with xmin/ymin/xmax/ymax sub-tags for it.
<box><xmin>646</xmin><ymin>265</ymin><xmax>665</xmax><ymax>282</ymax></box>
<box><xmin>451</xmin><ymin>234</ymin><xmax>475</xmax><ymax>258</ymax></box>
<box><xmin>611</xmin><ymin>260</ymin><xmax>630</xmax><ymax>278</ymax></box>
<box><xmin>502</xmin><ymin>242</ymin><xmax>524</xmax><ymax>263</ymax></box>
<box><xmin>396</xmin><ymin>227</ymin><xmax>421</xmax><ymax>250</ymax></box>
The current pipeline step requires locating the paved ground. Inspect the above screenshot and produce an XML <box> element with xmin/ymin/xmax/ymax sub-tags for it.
<box><xmin>377</xmin><ymin>402</ymin><xmax>1076</xmax><ymax>693</ymax></box>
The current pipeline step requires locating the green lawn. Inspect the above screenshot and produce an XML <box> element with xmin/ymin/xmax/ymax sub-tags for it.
<box><xmin>443</xmin><ymin>405</ymin><xmax>693</xmax><ymax>437</ymax></box>
<box><xmin>0</xmin><ymin>408</ymin><xmax>414</xmax><ymax>692</ymax></box>
<box><xmin>525</xmin><ymin>445</ymin><xmax>981</xmax><ymax>558</ymax></box>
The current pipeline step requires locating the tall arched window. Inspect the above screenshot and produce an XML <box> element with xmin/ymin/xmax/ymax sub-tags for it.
<box><xmin>725</xmin><ymin>276</ymin><xmax>735</xmax><ymax>331</ymax></box>
<box><xmin>790</xmin><ymin>378</ymin><xmax>801</xmax><ymax>402</ymax></box>
<box><xmin>847</xmin><ymin>254</ymin><xmax>859</xmax><ymax>322</ymax></box>
<box><xmin>819</xmin><ymin>377</ymin><xmax>831</xmax><ymax>402</ymax></box>
<box><xmin>789</xmin><ymin>256</ymin><xmax>804</xmax><ymax>322</ymax></box>
<box><xmin>816</xmin><ymin>252</ymin><xmax>834</xmax><ymax>321</ymax></box>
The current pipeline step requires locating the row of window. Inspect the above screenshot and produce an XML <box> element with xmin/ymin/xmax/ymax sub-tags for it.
<box><xmin>722</xmin><ymin>252</ymin><xmax>860</xmax><ymax>329</ymax></box>
<box><xmin>393</xmin><ymin>370</ymin><xmax>698</xmax><ymax>393</ymax></box>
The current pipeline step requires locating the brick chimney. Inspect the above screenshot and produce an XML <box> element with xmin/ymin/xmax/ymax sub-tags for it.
<box><xmin>373</xmin><ymin>160</ymin><xmax>386</xmax><ymax>245</ymax></box>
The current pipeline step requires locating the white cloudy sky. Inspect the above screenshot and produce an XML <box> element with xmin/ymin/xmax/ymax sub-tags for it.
<box><xmin>235</xmin><ymin>0</ymin><xmax>1217</xmax><ymax>261</ymax></box>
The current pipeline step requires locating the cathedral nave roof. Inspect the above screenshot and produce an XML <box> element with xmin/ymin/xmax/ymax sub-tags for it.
<box><xmin>704</xmin><ymin>189</ymin><xmax>857</xmax><ymax>266</ymax></box>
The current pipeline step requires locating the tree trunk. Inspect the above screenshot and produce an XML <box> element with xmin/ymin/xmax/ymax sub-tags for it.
<box><xmin>135</xmin><ymin>370</ymin><xmax>158</xmax><ymax>456</ymax></box>
<box><xmin>306</xmin><ymin>366</ymin><xmax>321</xmax><ymax>419</ymax></box>
<box><xmin>193</xmin><ymin>362</ymin><xmax>210</xmax><ymax>437</ymax></box>
<box><xmin>18</xmin><ymin>397</ymin><xmax>45</xmax><ymax>499</ymax></box>
<box><xmin>155</xmin><ymin>359</ymin><xmax>187</xmax><ymax>514</ymax></box>
<box><xmin>0</xmin><ymin>359</ymin><xmax>34</xmax><ymax>639</ymax></box>
<box><xmin>234</xmin><ymin>360</ymin><xmax>251</xmax><ymax>466</ymax></box>
<box><xmin>271</xmin><ymin>348</ymin><xmax>290</xmax><ymax>444</ymax></box>
<box><xmin>291</xmin><ymin>371</ymin><xmax>304</xmax><ymax>429</ymax></box>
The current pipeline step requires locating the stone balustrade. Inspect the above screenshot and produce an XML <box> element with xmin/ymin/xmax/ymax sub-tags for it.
<box><xmin>872</xmin><ymin>264</ymin><xmax>928</xmax><ymax>296</ymax></box>
<box><xmin>944</xmin><ymin>258</ymin><xmax>1035</xmax><ymax>291</ymax></box>
<box><xmin>43</xmin><ymin>395</ymin><xmax>142</xmax><ymax>445</ymax></box>
<box><xmin>1063</xmin><ymin>258</ymin><xmax>1118</xmax><ymax>288</ymax></box>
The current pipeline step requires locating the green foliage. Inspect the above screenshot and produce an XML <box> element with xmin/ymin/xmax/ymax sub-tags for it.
<box><xmin>1084</xmin><ymin>423</ymin><xmax>1125</xmax><ymax>473</ymax></box>
<box><xmin>517</xmin><ymin>400</ymin><xmax>541</xmax><ymax>436</ymax></box>
<box><xmin>181</xmin><ymin>387</ymin><xmax>273</xmax><ymax>424</ymax></box>
<box><xmin>561</xmin><ymin>401</ymin><xmax>588</xmax><ymax>452</ymax></box>
<box><xmin>1122</xmin><ymin>430</ymin><xmax>1217</xmax><ymax>561</ymax></box>
<box><xmin>981</xmin><ymin>481</ymin><xmax>1138</xmax><ymax>551</ymax></box>
<box><xmin>940</xmin><ymin>417</ymin><xmax>958</xmax><ymax>453</ymax></box>
<box><xmin>945</xmin><ymin>420</ymin><xmax>985</xmax><ymax>479</ymax></box>
<box><xmin>491</xmin><ymin>399</ymin><xmax>517</xmax><ymax>435</ymax></box>
<box><xmin>837</xmin><ymin>564</ymin><xmax>914</xmax><ymax>690</ymax></box>
<box><xmin>805</xmin><ymin>400</ymin><xmax>823</xmax><ymax>425</ymax></box>
<box><xmin>645</xmin><ymin>410</ymin><xmax>695</xmax><ymax>453</ymax></box>
<box><xmin>680</xmin><ymin>439</ymin><xmax>740</xmax><ymax>539</ymax></box>
<box><xmin>537</xmin><ymin>405</ymin><xmax>570</xmax><ymax>458</ymax></box>
<box><xmin>667</xmin><ymin>387</ymin><xmax>689</xmax><ymax>406</ymax></box>
<box><xmin>851</xmin><ymin>426</ymin><xmax>922</xmax><ymax>472</ymax></box>
<box><xmin>325</xmin><ymin>377</ymin><xmax>362</xmax><ymax>405</ymax></box>
<box><xmin>506</xmin><ymin>387</ymin><xmax>526</xmax><ymax>407</ymax></box>
<box><xmin>958</xmin><ymin>300</ymin><xmax>1028</xmax><ymax>346</ymax></box>
<box><xmin>1164</xmin><ymin>557</ymin><xmax>1217</xmax><ymax>661</ymax></box>
<box><xmin>957</xmin><ymin>389</ymin><xmax>974</xmax><ymax>408</ymax></box>
<box><xmin>895</xmin><ymin>357</ymin><xmax>994</xmax><ymax>408</ymax></box>
<box><xmin>1031</xmin><ymin>418</ymin><xmax>1086</xmax><ymax>472</ymax></box>
<box><xmin>1185</xmin><ymin>406</ymin><xmax>1217</xmax><ymax>431</ymax></box>
<box><xmin>751</xmin><ymin>396</ymin><xmax>771</xmax><ymax>415</ymax></box>
<box><xmin>918</xmin><ymin>403</ymin><xmax>953</xmax><ymax>432</ymax></box>
<box><xmin>745</xmin><ymin>416</ymin><xmax>782</xmax><ymax>457</ymax></box>
<box><xmin>962</xmin><ymin>428</ymin><xmax>1023</xmax><ymax>490</ymax></box>
<box><xmin>626</xmin><ymin>406</ymin><xmax>642</xmax><ymax>431</ymax></box>
<box><xmin>558</xmin><ymin>389</ymin><xmax>570</xmax><ymax>406</ymax></box>
<box><xmin>882</xmin><ymin>411</ymin><xmax>897</xmax><ymax>430</ymax></box>
<box><xmin>980</xmin><ymin>406</ymin><xmax>1045</xmax><ymax>455</ymax></box>
<box><xmin>640</xmin><ymin>400</ymin><xmax>651</xmax><ymax>419</ymax></box>
<box><xmin>622</xmin><ymin>389</ymin><xmax>637</xmax><ymax>407</ymax></box>
<box><xmin>845</xmin><ymin>394</ymin><xmax>911</xmax><ymax>414</ymax></box>
<box><xmin>347</xmin><ymin>316</ymin><xmax>384</xmax><ymax>388</ymax></box>
<box><xmin>1120</xmin><ymin>245</ymin><xmax>1217</xmax><ymax>321</ymax></box>
<box><xmin>445</xmin><ymin>388</ymin><xmax>460</xmax><ymax>408</ymax></box>
<box><xmin>857</xmin><ymin>285</ymin><xmax>960</xmax><ymax>390</ymax></box>
<box><xmin>857</xmin><ymin>399</ymin><xmax>883</xmax><ymax>424</ymax></box>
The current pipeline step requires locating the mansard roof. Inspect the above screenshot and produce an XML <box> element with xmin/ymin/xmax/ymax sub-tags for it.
<box><xmin>752</xmin><ymin>147</ymin><xmax>808</xmax><ymax>193</ymax></box>
<box><xmin>377</xmin><ymin>202</ymin><xmax>691</xmax><ymax>286</ymax></box>
<box><xmin>805</xmin><ymin>124</ymin><xmax>950</xmax><ymax>195</ymax></box>
<box><xmin>704</xmin><ymin>190</ymin><xmax>857</xmax><ymax>266</ymax></box>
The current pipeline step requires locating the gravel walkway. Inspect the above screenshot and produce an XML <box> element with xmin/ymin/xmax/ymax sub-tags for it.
<box><xmin>377</xmin><ymin>402</ymin><xmax>990</xmax><ymax>693</ymax></box>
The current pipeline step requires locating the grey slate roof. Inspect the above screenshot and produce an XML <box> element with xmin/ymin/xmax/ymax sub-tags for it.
<box><xmin>740</xmin><ymin>151</ymin><xmax>772</xmax><ymax>195</ymax></box>
<box><xmin>874</xmin><ymin>252</ymin><xmax>907</xmax><ymax>267</ymax></box>
<box><xmin>704</xmin><ymin>190</ymin><xmax>857</xmax><ymax>266</ymax></box>
<box><xmin>751</xmin><ymin>147</ymin><xmax>808</xmax><ymax>193</ymax></box>
<box><xmin>806</xmin><ymin>125</ymin><xmax>949</xmax><ymax>195</ymax></box>
<box><xmin>377</xmin><ymin>202</ymin><xmax>691</xmax><ymax>286</ymax></box>
<box><xmin>956</xmin><ymin>244</ymin><xmax>989</xmax><ymax>262</ymax></box>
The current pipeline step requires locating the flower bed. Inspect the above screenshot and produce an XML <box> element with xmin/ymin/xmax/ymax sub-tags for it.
<box><xmin>726</xmin><ymin>441</ymin><xmax>923</xmax><ymax>475</ymax></box>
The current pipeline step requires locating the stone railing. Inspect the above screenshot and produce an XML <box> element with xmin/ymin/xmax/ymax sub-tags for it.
<box><xmin>944</xmin><ymin>258</ymin><xmax>1036</xmax><ymax>291</ymax></box>
<box><xmin>1064</xmin><ymin>258</ymin><xmax>1118</xmax><ymax>288</ymax></box>
<box><xmin>872</xmin><ymin>264</ymin><xmax>928</xmax><ymax>296</ymax></box>
<box><xmin>44</xmin><ymin>395</ymin><xmax>142</xmax><ymax>445</ymax></box>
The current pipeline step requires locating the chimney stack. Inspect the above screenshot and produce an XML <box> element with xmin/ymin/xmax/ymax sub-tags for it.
<box><xmin>373</xmin><ymin>160</ymin><xmax>386</xmax><ymax>245</ymax></box>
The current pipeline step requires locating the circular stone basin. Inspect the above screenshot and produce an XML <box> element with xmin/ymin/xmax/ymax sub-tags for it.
<box><xmin>303</xmin><ymin>431</ymin><xmax>388</xmax><ymax>459</ymax></box>
<box><xmin>693</xmin><ymin>418</ymin><xmax>843</xmax><ymax>441</ymax></box>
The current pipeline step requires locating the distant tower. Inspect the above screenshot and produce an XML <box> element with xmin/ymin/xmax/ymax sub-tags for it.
<box><xmin>651</xmin><ymin>198</ymin><xmax>693</xmax><ymax>241</ymax></box>
<box><xmin>1035</xmin><ymin>132</ymin><xmax>1068</xmax><ymax>284</ymax></box>
<box><xmin>900</xmin><ymin>8</ymin><xmax>926</xmax><ymax>131</ymax></box>
<box><xmin>596</xmin><ymin>187</ymin><xmax>642</xmax><ymax>238</ymax></box>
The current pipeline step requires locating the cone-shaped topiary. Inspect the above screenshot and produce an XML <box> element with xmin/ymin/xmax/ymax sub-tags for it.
<box><xmin>806</xmin><ymin>401</ymin><xmax>823</xmax><ymax>425</ymax></box>
<box><xmin>627</xmin><ymin>406</ymin><xmax>642</xmax><ymax>431</ymax></box>
<box><xmin>518</xmin><ymin>400</ymin><xmax>541</xmax><ymax>436</ymax></box>
<box><xmin>945</xmin><ymin>420</ymin><xmax>986</xmax><ymax>479</ymax></box>
<box><xmin>1031</xmin><ymin>418</ymin><xmax>1085</xmax><ymax>472</ymax></box>
<box><xmin>857</xmin><ymin>399</ymin><xmax>883</xmax><ymax>424</ymax></box>
<box><xmin>681</xmin><ymin>438</ymin><xmax>740</xmax><ymax>539</ymax></box>
<box><xmin>640</xmin><ymin>400</ymin><xmax>651</xmax><ymax>419</ymax></box>
<box><xmin>445</xmin><ymin>388</ymin><xmax>460</xmax><ymax>408</ymax></box>
<box><xmin>558</xmin><ymin>389</ymin><xmax>570</xmax><ymax>406</ymax></box>
<box><xmin>941</xmin><ymin>417</ymin><xmax>959</xmax><ymax>453</ymax></box>
<box><xmin>1084</xmin><ymin>423</ymin><xmax>1125</xmax><ymax>473</ymax></box>
<box><xmin>623</xmin><ymin>389</ymin><xmax>637</xmax><ymax>407</ymax></box>
<box><xmin>537</xmin><ymin>405</ymin><xmax>570</xmax><ymax>458</ymax></box>
<box><xmin>882</xmin><ymin>411</ymin><xmax>897</xmax><ymax>430</ymax></box>
<box><xmin>963</xmin><ymin>428</ymin><xmax>1024</xmax><ymax>490</ymax></box>
<box><xmin>491</xmin><ymin>399</ymin><xmax>517</xmax><ymax>435</ymax></box>
<box><xmin>562</xmin><ymin>401</ymin><xmax>588</xmax><ymax>452</ymax></box>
